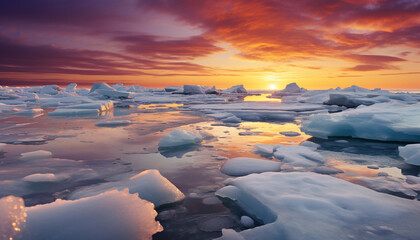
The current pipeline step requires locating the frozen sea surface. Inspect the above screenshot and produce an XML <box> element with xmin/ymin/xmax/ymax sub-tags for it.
<box><xmin>0</xmin><ymin>83</ymin><xmax>419</xmax><ymax>240</ymax></box>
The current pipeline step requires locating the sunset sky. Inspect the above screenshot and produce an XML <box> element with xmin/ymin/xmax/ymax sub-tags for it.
<box><xmin>1</xmin><ymin>0</ymin><xmax>420</xmax><ymax>89</ymax></box>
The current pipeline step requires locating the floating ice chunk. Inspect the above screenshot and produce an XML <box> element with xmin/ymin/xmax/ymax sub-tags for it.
<box><xmin>95</xmin><ymin>120</ymin><xmax>131</xmax><ymax>128</ymax></box>
<box><xmin>48</xmin><ymin>108</ymin><xmax>100</xmax><ymax>116</ymax></box>
<box><xmin>313</xmin><ymin>166</ymin><xmax>344</xmax><ymax>175</ymax></box>
<box><xmin>89</xmin><ymin>82</ymin><xmax>114</xmax><ymax>93</ymax></box>
<box><xmin>299</xmin><ymin>141</ymin><xmax>320</xmax><ymax>150</ymax></box>
<box><xmin>222</xmin><ymin>115</ymin><xmax>242</xmax><ymax>123</ymax></box>
<box><xmin>221</xmin><ymin>157</ymin><xmax>281</xmax><ymax>176</ymax></box>
<box><xmin>62</xmin><ymin>101</ymin><xmax>114</xmax><ymax>111</ymax></box>
<box><xmin>207</xmin><ymin>112</ymin><xmax>235</xmax><ymax>120</ymax></box>
<box><xmin>357</xmin><ymin>177</ymin><xmax>417</xmax><ymax>198</ymax></box>
<box><xmin>399</xmin><ymin>144</ymin><xmax>420</xmax><ymax>166</ymax></box>
<box><xmin>15</xmin><ymin>108</ymin><xmax>43</xmax><ymax>116</ymax></box>
<box><xmin>254</xmin><ymin>144</ymin><xmax>275</xmax><ymax>155</ymax></box>
<box><xmin>272</xmin><ymin>82</ymin><xmax>306</xmax><ymax>96</ymax></box>
<box><xmin>89</xmin><ymin>82</ymin><xmax>131</xmax><ymax>98</ymax></box>
<box><xmin>2</xmin><ymin>189</ymin><xmax>163</xmax><ymax>240</ymax></box>
<box><xmin>49</xmin><ymin>101</ymin><xmax>113</xmax><ymax>116</ymax></box>
<box><xmin>216</xmin><ymin>172</ymin><xmax>420</xmax><ymax>240</ymax></box>
<box><xmin>183</xmin><ymin>85</ymin><xmax>205</xmax><ymax>94</ymax></box>
<box><xmin>39</xmin><ymin>85</ymin><xmax>60</xmax><ymax>95</ymax></box>
<box><xmin>23</xmin><ymin>173</ymin><xmax>65</xmax><ymax>183</ymax></box>
<box><xmin>279</xmin><ymin>131</ymin><xmax>301</xmax><ymax>137</ymax></box>
<box><xmin>273</xmin><ymin>145</ymin><xmax>325</xmax><ymax>167</ymax></box>
<box><xmin>223</xmin><ymin>85</ymin><xmax>247</xmax><ymax>94</ymax></box>
<box><xmin>65</xmin><ymin>83</ymin><xmax>77</xmax><ymax>92</ymax></box>
<box><xmin>0</xmin><ymin>143</ymin><xmax>6</xmax><ymax>152</ymax></box>
<box><xmin>324</xmin><ymin>93</ymin><xmax>376</xmax><ymax>108</ymax></box>
<box><xmin>240</xmin><ymin>216</ymin><xmax>255</xmax><ymax>228</ymax></box>
<box><xmin>95</xmin><ymin>89</ymin><xmax>131</xmax><ymax>98</ymax></box>
<box><xmin>164</xmin><ymin>86</ymin><xmax>183</xmax><ymax>92</ymax></box>
<box><xmin>158</xmin><ymin>129</ymin><xmax>203</xmax><ymax>148</ymax></box>
<box><xmin>20</xmin><ymin>150</ymin><xmax>52</xmax><ymax>161</ymax></box>
<box><xmin>301</xmin><ymin>103</ymin><xmax>420</xmax><ymax>142</ymax></box>
<box><xmin>69</xmin><ymin>169</ymin><xmax>184</xmax><ymax>207</ymax></box>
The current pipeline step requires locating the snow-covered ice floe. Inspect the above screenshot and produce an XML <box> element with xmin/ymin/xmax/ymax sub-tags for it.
<box><xmin>69</xmin><ymin>169</ymin><xmax>185</xmax><ymax>207</ymax></box>
<box><xmin>49</xmin><ymin>100</ymin><xmax>114</xmax><ymax>117</ymax></box>
<box><xmin>158</xmin><ymin>129</ymin><xmax>204</xmax><ymax>148</ymax></box>
<box><xmin>399</xmin><ymin>144</ymin><xmax>420</xmax><ymax>166</ymax></box>
<box><xmin>221</xmin><ymin>157</ymin><xmax>281</xmax><ymax>176</ymax></box>
<box><xmin>254</xmin><ymin>144</ymin><xmax>325</xmax><ymax>168</ymax></box>
<box><xmin>216</xmin><ymin>172</ymin><xmax>420</xmax><ymax>240</ymax></box>
<box><xmin>301</xmin><ymin>103</ymin><xmax>420</xmax><ymax>142</ymax></box>
<box><xmin>0</xmin><ymin>189</ymin><xmax>162</xmax><ymax>240</ymax></box>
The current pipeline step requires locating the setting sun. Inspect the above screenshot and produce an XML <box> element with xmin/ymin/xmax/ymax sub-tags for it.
<box><xmin>269</xmin><ymin>84</ymin><xmax>277</xmax><ymax>90</ymax></box>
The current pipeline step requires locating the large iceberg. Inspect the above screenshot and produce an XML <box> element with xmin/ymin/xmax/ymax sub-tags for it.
<box><xmin>301</xmin><ymin>103</ymin><xmax>420</xmax><ymax>142</ymax></box>
<box><xmin>216</xmin><ymin>172</ymin><xmax>420</xmax><ymax>240</ymax></box>
<box><xmin>272</xmin><ymin>82</ymin><xmax>306</xmax><ymax>96</ymax></box>
<box><xmin>0</xmin><ymin>190</ymin><xmax>162</xmax><ymax>240</ymax></box>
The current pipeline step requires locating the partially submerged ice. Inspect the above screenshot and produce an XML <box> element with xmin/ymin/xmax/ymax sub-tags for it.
<box><xmin>301</xmin><ymin>103</ymin><xmax>420</xmax><ymax>142</ymax></box>
<box><xmin>158</xmin><ymin>129</ymin><xmax>204</xmax><ymax>148</ymax></box>
<box><xmin>399</xmin><ymin>144</ymin><xmax>420</xmax><ymax>166</ymax></box>
<box><xmin>216</xmin><ymin>172</ymin><xmax>420</xmax><ymax>240</ymax></box>
<box><xmin>0</xmin><ymin>190</ymin><xmax>162</xmax><ymax>240</ymax></box>
<box><xmin>69</xmin><ymin>169</ymin><xmax>185</xmax><ymax>207</ymax></box>
<box><xmin>254</xmin><ymin>144</ymin><xmax>325</xmax><ymax>168</ymax></box>
<box><xmin>221</xmin><ymin>157</ymin><xmax>281</xmax><ymax>176</ymax></box>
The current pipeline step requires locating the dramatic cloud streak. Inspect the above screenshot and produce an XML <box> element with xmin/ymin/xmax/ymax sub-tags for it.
<box><xmin>0</xmin><ymin>0</ymin><xmax>419</xmax><ymax>88</ymax></box>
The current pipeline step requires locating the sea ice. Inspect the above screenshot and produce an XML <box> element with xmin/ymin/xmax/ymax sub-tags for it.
<box><xmin>158</xmin><ymin>129</ymin><xmax>204</xmax><ymax>148</ymax></box>
<box><xmin>22</xmin><ymin>173</ymin><xmax>65</xmax><ymax>183</ymax></box>
<box><xmin>273</xmin><ymin>145</ymin><xmax>325</xmax><ymax>167</ymax></box>
<box><xmin>183</xmin><ymin>84</ymin><xmax>206</xmax><ymax>94</ymax></box>
<box><xmin>39</xmin><ymin>85</ymin><xmax>60</xmax><ymax>95</ymax></box>
<box><xmin>0</xmin><ymin>189</ymin><xmax>162</xmax><ymax>240</ymax></box>
<box><xmin>272</xmin><ymin>82</ymin><xmax>306</xmax><ymax>96</ymax></box>
<box><xmin>279</xmin><ymin>131</ymin><xmax>301</xmax><ymax>137</ymax></box>
<box><xmin>240</xmin><ymin>216</ymin><xmax>255</xmax><ymax>228</ymax></box>
<box><xmin>301</xmin><ymin>103</ymin><xmax>420</xmax><ymax>142</ymax></box>
<box><xmin>69</xmin><ymin>169</ymin><xmax>185</xmax><ymax>207</ymax></box>
<box><xmin>221</xmin><ymin>157</ymin><xmax>281</xmax><ymax>176</ymax></box>
<box><xmin>89</xmin><ymin>82</ymin><xmax>131</xmax><ymax>98</ymax></box>
<box><xmin>223</xmin><ymin>85</ymin><xmax>247</xmax><ymax>94</ymax></box>
<box><xmin>399</xmin><ymin>144</ymin><xmax>420</xmax><ymax>166</ymax></box>
<box><xmin>20</xmin><ymin>150</ymin><xmax>53</xmax><ymax>161</ymax></box>
<box><xmin>216</xmin><ymin>172</ymin><xmax>420</xmax><ymax>240</ymax></box>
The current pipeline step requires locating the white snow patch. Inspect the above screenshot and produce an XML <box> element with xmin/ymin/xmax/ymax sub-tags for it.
<box><xmin>221</xmin><ymin>157</ymin><xmax>281</xmax><ymax>176</ymax></box>
<box><xmin>216</xmin><ymin>172</ymin><xmax>420</xmax><ymax>240</ymax></box>
<box><xmin>69</xmin><ymin>169</ymin><xmax>184</xmax><ymax>207</ymax></box>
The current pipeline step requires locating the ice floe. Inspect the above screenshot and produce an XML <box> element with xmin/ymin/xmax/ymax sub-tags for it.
<box><xmin>301</xmin><ymin>103</ymin><xmax>420</xmax><ymax>142</ymax></box>
<box><xmin>216</xmin><ymin>172</ymin><xmax>420</xmax><ymax>240</ymax></box>
<box><xmin>221</xmin><ymin>157</ymin><xmax>281</xmax><ymax>176</ymax></box>
<box><xmin>20</xmin><ymin>150</ymin><xmax>53</xmax><ymax>161</ymax></box>
<box><xmin>69</xmin><ymin>169</ymin><xmax>185</xmax><ymax>207</ymax></box>
<box><xmin>399</xmin><ymin>144</ymin><xmax>420</xmax><ymax>166</ymax></box>
<box><xmin>0</xmin><ymin>189</ymin><xmax>162</xmax><ymax>240</ymax></box>
<box><xmin>158</xmin><ymin>129</ymin><xmax>204</xmax><ymax>148</ymax></box>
